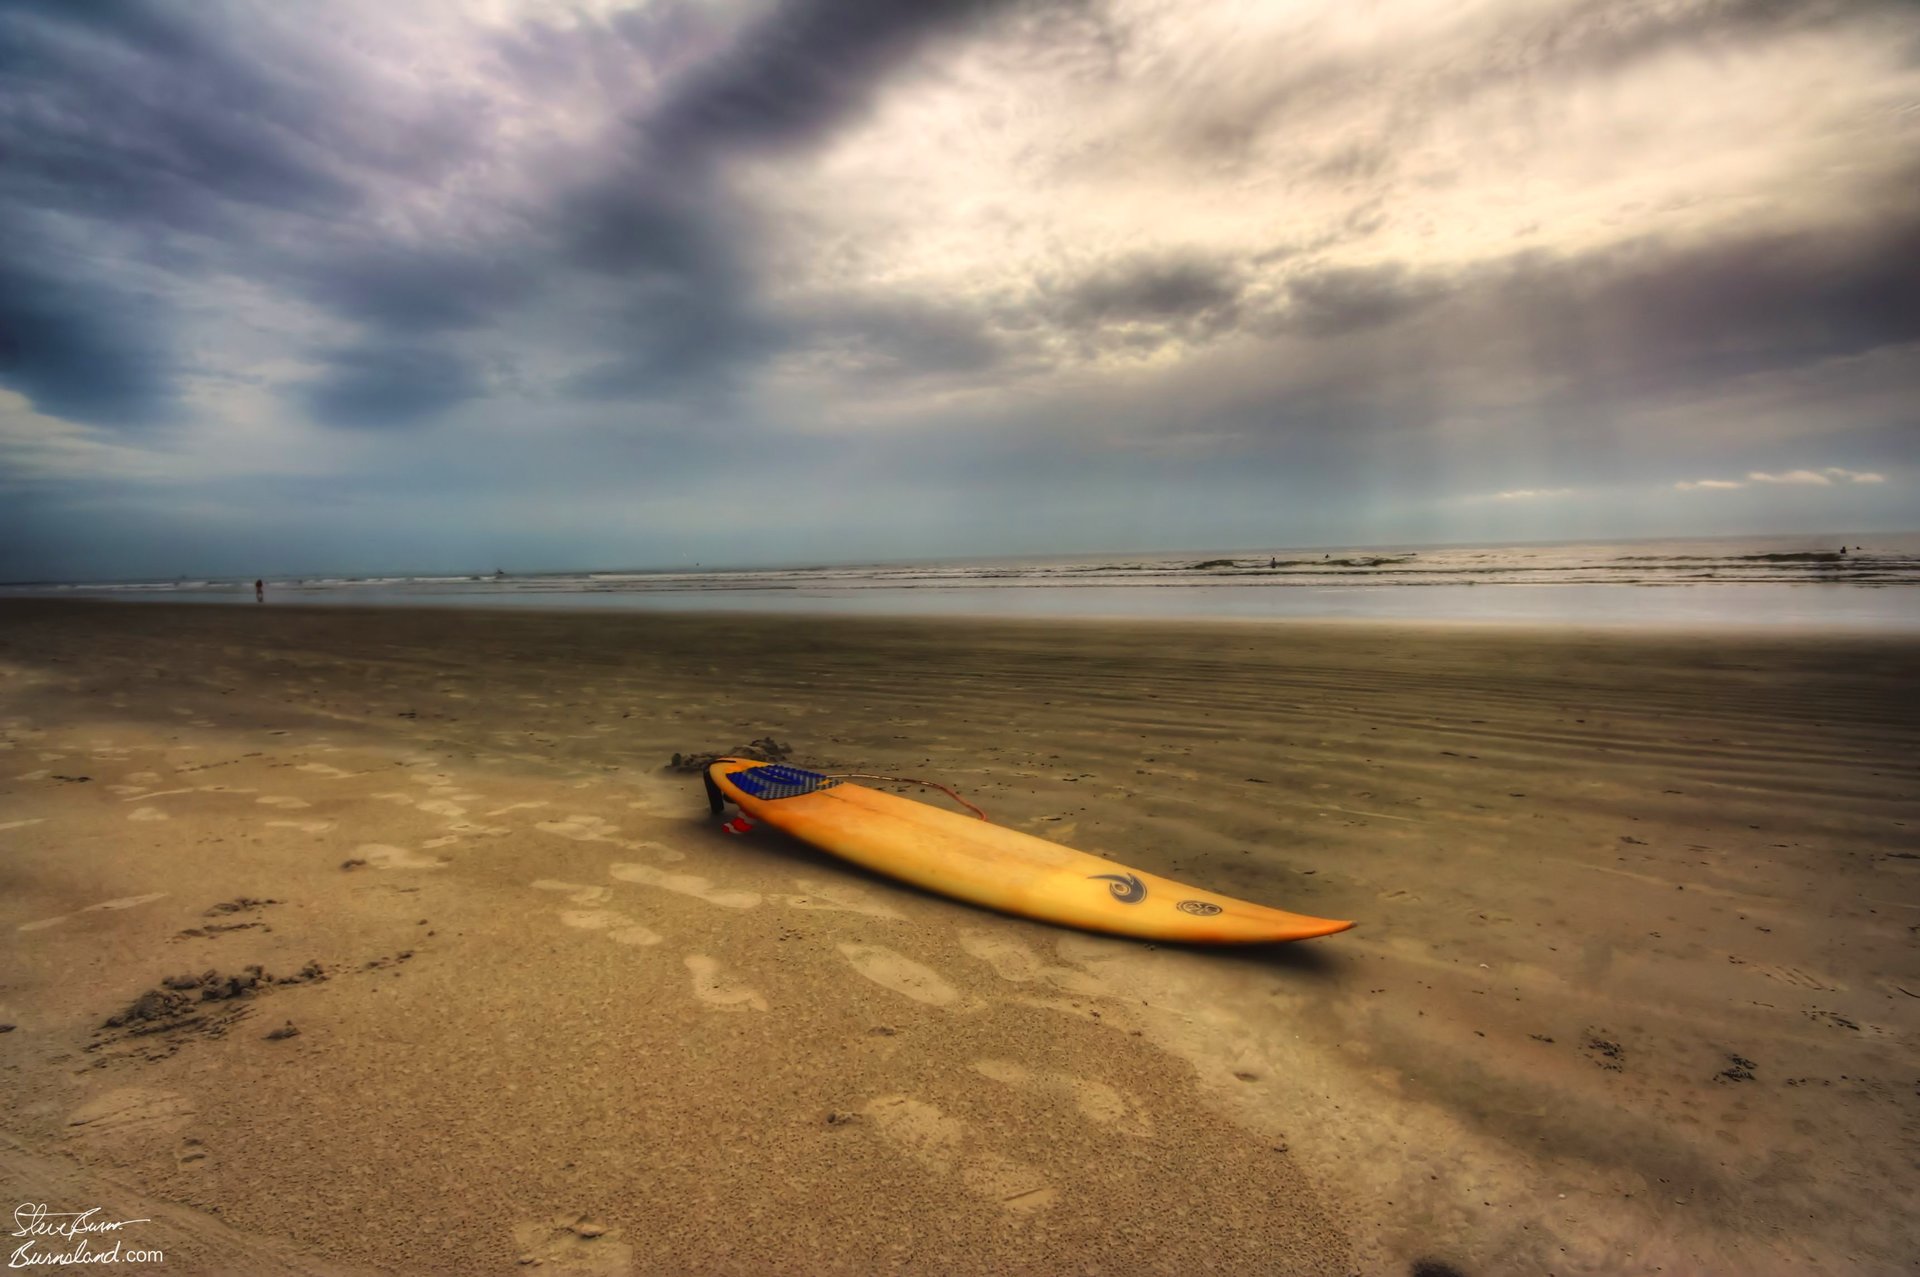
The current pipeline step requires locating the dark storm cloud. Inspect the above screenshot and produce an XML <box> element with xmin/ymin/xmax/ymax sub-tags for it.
<box><xmin>647</xmin><ymin>0</ymin><xmax>1023</xmax><ymax>162</ymax></box>
<box><xmin>0</xmin><ymin>0</ymin><xmax>1071</xmax><ymax>431</ymax></box>
<box><xmin>567</xmin><ymin>281</ymin><xmax>781</xmax><ymax>400</ymax></box>
<box><xmin>1055</xmin><ymin>255</ymin><xmax>1243</xmax><ymax>329</ymax></box>
<box><xmin>300</xmin><ymin>248</ymin><xmax>541</xmax><ymax>335</ymax></box>
<box><xmin>1279</xmin><ymin>264</ymin><xmax>1444</xmax><ymax>338</ymax></box>
<box><xmin>1476</xmin><ymin>208</ymin><xmax>1920</xmax><ymax>400</ymax></box>
<box><xmin>0</xmin><ymin>0</ymin><xmax>346</xmax><ymax>425</ymax></box>
<box><xmin>1126</xmin><ymin>200</ymin><xmax>1920</xmax><ymax>466</ymax></box>
<box><xmin>0</xmin><ymin>0</ymin><xmax>529</xmax><ymax>433</ymax></box>
<box><xmin>1009</xmin><ymin>253</ymin><xmax>1250</xmax><ymax>362</ymax></box>
<box><xmin>0</xmin><ymin>1</ymin><xmax>360</xmax><ymax>237</ymax></box>
<box><xmin>558</xmin><ymin>177</ymin><xmax>733</xmax><ymax>279</ymax></box>
<box><xmin>549</xmin><ymin>0</ymin><xmax>1034</xmax><ymax>399</ymax></box>
<box><xmin>1032</xmin><ymin>254</ymin><xmax>1432</xmax><ymax>355</ymax></box>
<box><xmin>301</xmin><ymin>344</ymin><xmax>482</xmax><ymax>430</ymax></box>
<box><xmin>0</xmin><ymin>0</ymin><xmax>483</xmax><ymax>427</ymax></box>
<box><xmin>0</xmin><ymin>244</ymin><xmax>177</xmax><ymax>427</ymax></box>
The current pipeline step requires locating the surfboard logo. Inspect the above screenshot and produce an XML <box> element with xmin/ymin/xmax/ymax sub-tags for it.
<box><xmin>1177</xmin><ymin>900</ymin><xmax>1223</xmax><ymax>916</ymax></box>
<box><xmin>1088</xmin><ymin>872</ymin><xmax>1146</xmax><ymax>903</ymax></box>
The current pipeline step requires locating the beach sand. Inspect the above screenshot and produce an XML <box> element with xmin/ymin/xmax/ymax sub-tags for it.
<box><xmin>1</xmin><ymin>599</ymin><xmax>1915</xmax><ymax>1275</ymax></box>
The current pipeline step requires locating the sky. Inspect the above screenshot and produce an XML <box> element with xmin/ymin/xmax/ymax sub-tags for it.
<box><xmin>1</xmin><ymin>0</ymin><xmax>1917</xmax><ymax>580</ymax></box>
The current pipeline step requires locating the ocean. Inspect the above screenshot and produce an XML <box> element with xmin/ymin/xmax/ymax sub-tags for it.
<box><xmin>11</xmin><ymin>533</ymin><xmax>1920</xmax><ymax>630</ymax></box>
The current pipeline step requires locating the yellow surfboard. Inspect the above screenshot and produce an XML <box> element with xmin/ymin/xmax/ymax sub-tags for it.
<box><xmin>707</xmin><ymin>759</ymin><xmax>1353</xmax><ymax>944</ymax></box>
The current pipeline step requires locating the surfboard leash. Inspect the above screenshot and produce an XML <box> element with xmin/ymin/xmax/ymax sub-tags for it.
<box><xmin>824</xmin><ymin>773</ymin><xmax>990</xmax><ymax>821</ymax></box>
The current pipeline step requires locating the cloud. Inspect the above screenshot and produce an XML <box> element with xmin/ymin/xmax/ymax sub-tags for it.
<box><xmin>0</xmin><ymin>3</ymin><xmax>363</xmax><ymax>241</ymax></box>
<box><xmin>1679</xmin><ymin>466</ymin><xmax>1893</xmax><ymax>491</ymax></box>
<box><xmin>1279</xmin><ymin>264</ymin><xmax>1445</xmax><ymax>338</ymax></box>
<box><xmin>0</xmin><ymin>245</ymin><xmax>178</xmax><ymax>427</ymax></box>
<box><xmin>793</xmin><ymin>296</ymin><xmax>1008</xmax><ymax>383</ymax></box>
<box><xmin>1054</xmin><ymin>254</ymin><xmax>1244</xmax><ymax>330</ymax></box>
<box><xmin>1747</xmin><ymin>469</ymin><xmax>1833</xmax><ymax>485</ymax></box>
<box><xmin>301</xmin><ymin>344</ymin><xmax>483</xmax><ymax>430</ymax></box>
<box><xmin>1467</xmin><ymin>487</ymin><xmax>1577</xmax><ymax>502</ymax></box>
<box><xmin>298</xmin><ymin>248</ymin><xmax>539</xmax><ymax>336</ymax></box>
<box><xmin>647</xmin><ymin>0</ymin><xmax>1020</xmax><ymax>164</ymax></box>
<box><xmin>4</xmin><ymin>0</ymin><xmax>1920</xmax><ymax>578</ymax></box>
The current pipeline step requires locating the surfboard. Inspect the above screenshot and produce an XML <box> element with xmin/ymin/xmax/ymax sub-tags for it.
<box><xmin>706</xmin><ymin>758</ymin><xmax>1353</xmax><ymax>944</ymax></box>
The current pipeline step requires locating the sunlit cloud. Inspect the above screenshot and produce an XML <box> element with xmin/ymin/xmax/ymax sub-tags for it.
<box><xmin>1675</xmin><ymin>479</ymin><xmax>1745</xmax><ymax>491</ymax></box>
<box><xmin>1824</xmin><ymin>467</ymin><xmax>1886</xmax><ymax>484</ymax></box>
<box><xmin>1748</xmin><ymin>469</ymin><xmax>1832</xmax><ymax>485</ymax></box>
<box><xmin>1475</xmin><ymin>488</ymin><xmax>1576</xmax><ymax>502</ymax></box>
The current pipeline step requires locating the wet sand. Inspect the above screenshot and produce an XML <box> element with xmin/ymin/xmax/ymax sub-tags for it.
<box><xmin>1</xmin><ymin>599</ymin><xmax>1915</xmax><ymax>1275</ymax></box>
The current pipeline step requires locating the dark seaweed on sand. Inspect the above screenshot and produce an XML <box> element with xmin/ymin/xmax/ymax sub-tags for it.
<box><xmin>666</xmin><ymin>736</ymin><xmax>794</xmax><ymax>773</ymax></box>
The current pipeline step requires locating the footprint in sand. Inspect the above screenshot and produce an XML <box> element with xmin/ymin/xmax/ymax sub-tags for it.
<box><xmin>957</xmin><ymin>929</ymin><xmax>1108</xmax><ymax>998</ymax></box>
<box><xmin>264</xmin><ymin>819</ymin><xmax>333</xmax><ymax>834</ymax></box>
<box><xmin>353</xmin><ymin>844</ymin><xmax>448</xmax><ymax>870</ymax></box>
<box><xmin>441</xmin><ymin>821</ymin><xmax>510</xmax><ymax>838</ymax></box>
<box><xmin>256</xmin><ymin>795</ymin><xmax>311</xmax><ymax>810</ymax></box>
<box><xmin>129</xmin><ymin>806</ymin><xmax>169</xmax><ymax>823</ymax></box>
<box><xmin>837</xmin><ymin>944</ymin><xmax>963</xmax><ymax>1008</ymax></box>
<box><xmin>176</xmin><ymin>1136</ymin><xmax>212</xmax><ymax>1170</ymax></box>
<box><xmin>558</xmin><ymin>909</ymin><xmax>664</xmax><ymax>947</ymax></box>
<box><xmin>537</xmin><ymin>814</ymin><xmax>618</xmax><ymax>841</ymax></box>
<box><xmin>609</xmin><ymin>863</ymin><xmax>759</xmax><ymax>909</ymax></box>
<box><xmin>416</xmin><ymin>798</ymin><xmax>468</xmax><ymax>818</ymax></box>
<box><xmin>683</xmin><ymin>954</ymin><xmax>768</xmax><ymax>1012</ymax></box>
<box><xmin>533</xmin><ymin>880</ymin><xmax>611</xmax><ymax>905</ymax></box>
<box><xmin>862</xmin><ymin>1096</ymin><xmax>1056</xmax><ymax>1215</ymax></box>
<box><xmin>296</xmin><ymin>762</ymin><xmax>352</xmax><ymax>779</ymax></box>
<box><xmin>511</xmin><ymin>1216</ymin><xmax>633</xmax><ymax>1276</ymax></box>
<box><xmin>972</xmin><ymin>1059</ymin><xmax>1154</xmax><ymax>1137</ymax></box>
<box><xmin>534</xmin><ymin>883</ymin><xmax>662</xmax><ymax>945</ymax></box>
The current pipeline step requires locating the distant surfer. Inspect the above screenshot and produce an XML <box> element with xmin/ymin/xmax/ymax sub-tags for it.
<box><xmin>255</xmin><ymin>578</ymin><xmax>264</xmax><ymax>603</ymax></box>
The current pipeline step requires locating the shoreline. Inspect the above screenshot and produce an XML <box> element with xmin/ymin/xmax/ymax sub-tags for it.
<box><xmin>2</xmin><ymin>599</ymin><xmax>1916</xmax><ymax>1274</ymax></box>
<box><xmin>11</xmin><ymin>589</ymin><xmax>1920</xmax><ymax>638</ymax></box>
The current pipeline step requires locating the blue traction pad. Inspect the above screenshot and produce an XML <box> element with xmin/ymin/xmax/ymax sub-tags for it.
<box><xmin>726</xmin><ymin>763</ymin><xmax>842</xmax><ymax>801</ymax></box>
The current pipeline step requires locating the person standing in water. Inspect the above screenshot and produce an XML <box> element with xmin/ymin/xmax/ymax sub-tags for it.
<box><xmin>255</xmin><ymin>578</ymin><xmax>264</xmax><ymax>603</ymax></box>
